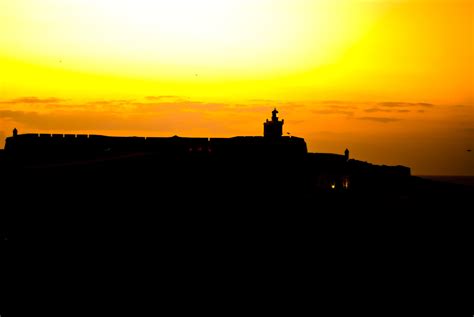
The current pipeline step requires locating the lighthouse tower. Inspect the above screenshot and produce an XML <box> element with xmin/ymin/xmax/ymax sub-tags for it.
<box><xmin>263</xmin><ymin>108</ymin><xmax>284</xmax><ymax>138</ymax></box>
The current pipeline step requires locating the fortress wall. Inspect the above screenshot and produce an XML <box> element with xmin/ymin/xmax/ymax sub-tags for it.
<box><xmin>4</xmin><ymin>134</ymin><xmax>308</xmax><ymax>162</ymax></box>
<box><xmin>145</xmin><ymin>137</ymin><xmax>209</xmax><ymax>155</ymax></box>
<box><xmin>210</xmin><ymin>137</ymin><xmax>307</xmax><ymax>158</ymax></box>
<box><xmin>6</xmin><ymin>134</ymin><xmax>148</xmax><ymax>153</ymax></box>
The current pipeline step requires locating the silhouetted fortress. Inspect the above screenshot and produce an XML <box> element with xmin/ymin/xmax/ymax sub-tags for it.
<box><xmin>2</xmin><ymin>109</ymin><xmax>410</xmax><ymax>193</ymax></box>
<box><xmin>5</xmin><ymin>108</ymin><xmax>306</xmax><ymax>160</ymax></box>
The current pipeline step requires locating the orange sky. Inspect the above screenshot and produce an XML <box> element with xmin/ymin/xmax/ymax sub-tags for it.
<box><xmin>0</xmin><ymin>0</ymin><xmax>473</xmax><ymax>175</ymax></box>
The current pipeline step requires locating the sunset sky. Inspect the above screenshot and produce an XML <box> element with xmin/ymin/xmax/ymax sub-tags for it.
<box><xmin>1</xmin><ymin>0</ymin><xmax>473</xmax><ymax>175</ymax></box>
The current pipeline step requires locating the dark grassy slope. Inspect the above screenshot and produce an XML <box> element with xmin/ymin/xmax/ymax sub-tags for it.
<box><xmin>1</xmin><ymin>154</ymin><xmax>471</xmax><ymax>316</ymax></box>
<box><xmin>1</xmin><ymin>152</ymin><xmax>471</xmax><ymax>242</ymax></box>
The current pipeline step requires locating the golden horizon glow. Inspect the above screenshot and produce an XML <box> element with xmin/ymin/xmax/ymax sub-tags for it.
<box><xmin>0</xmin><ymin>0</ymin><xmax>473</xmax><ymax>175</ymax></box>
<box><xmin>1</xmin><ymin>0</ymin><xmax>377</xmax><ymax>80</ymax></box>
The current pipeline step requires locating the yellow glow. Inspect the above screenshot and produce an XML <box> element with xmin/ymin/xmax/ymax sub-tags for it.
<box><xmin>0</xmin><ymin>0</ymin><xmax>473</xmax><ymax>175</ymax></box>
<box><xmin>0</xmin><ymin>0</ymin><xmax>375</xmax><ymax>82</ymax></box>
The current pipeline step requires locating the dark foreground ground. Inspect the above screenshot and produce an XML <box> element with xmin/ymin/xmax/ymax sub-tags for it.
<box><xmin>0</xmin><ymin>158</ymin><xmax>472</xmax><ymax>316</ymax></box>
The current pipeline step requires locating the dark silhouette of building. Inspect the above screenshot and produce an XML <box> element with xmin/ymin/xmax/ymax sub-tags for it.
<box><xmin>264</xmin><ymin>108</ymin><xmax>284</xmax><ymax>138</ymax></box>
<box><xmin>2</xmin><ymin>108</ymin><xmax>411</xmax><ymax>195</ymax></box>
<box><xmin>4</xmin><ymin>109</ymin><xmax>308</xmax><ymax>161</ymax></box>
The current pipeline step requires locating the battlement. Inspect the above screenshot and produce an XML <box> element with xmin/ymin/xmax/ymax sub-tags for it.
<box><xmin>4</xmin><ymin>133</ymin><xmax>308</xmax><ymax>162</ymax></box>
<box><xmin>3</xmin><ymin>109</ymin><xmax>309</xmax><ymax>161</ymax></box>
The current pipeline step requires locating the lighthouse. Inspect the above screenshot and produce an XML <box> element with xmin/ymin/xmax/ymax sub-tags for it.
<box><xmin>263</xmin><ymin>108</ymin><xmax>284</xmax><ymax>138</ymax></box>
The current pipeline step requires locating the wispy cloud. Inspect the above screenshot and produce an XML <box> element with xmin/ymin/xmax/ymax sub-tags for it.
<box><xmin>0</xmin><ymin>110</ymin><xmax>41</xmax><ymax>121</ymax></box>
<box><xmin>131</xmin><ymin>100</ymin><xmax>229</xmax><ymax>114</ymax></box>
<box><xmin>311</xmin><ymin>109</ymin><xmax>354</xmax><ymax>116</ymax></box>
<box><xmin>314</xmin><ymin>100</ymin><xmax>434</xmax><ymax>114</ymax></box>
<box><xmin>364</xmin><ymin>108</ymin><xmax>412</xmax><ymax>113</ymax></box>
<box><xmin>465</xmin><ymin>127</ymin><xmax>474</xmax><ymax>135</ymax></box>
<box><xmin>247</xmin><ymin>99</ymin><xmax>275</xmax><ymax>103</ymax></box>
<box><xmin>0</xmin><ymin>109</ymin><xmax>202</xmax><ymax>132</ymax></box>
<box><xmin>364</xmin><ymin>108</ymin><xmax>393</xmax><ymax>113</ymax></box>
<box><xmin>0</xmin><ymin>98</ymin><xmax>255</xmax><ymax>135</ymax></box>
<box><xmin>452</xmin><ymin>104</ymin><xmax>472</xmax><ymax>109</ymax></box>
<box><xmin>327</xmin><ymin>104</ymin><xmax>359</xmax><ymax>110</ymax></box>
<box><xmin>0</xmin><ymin>96</ymin><xmax>442</xmax><ymax>139</ymax></box>
<box><xmin>87</xmin><ymin>99</ymin><xmax>134</xmax><ymax>106</ymax></box>
<box><xmin>0</xmin><ymin>97</ymin><xmax>66</xmax><ymax>104</ymax></box>
<box><xmin>319</xmin><ymin>101</ymin><xmax>359</xmax><ymax>109</ymax></box>
<box><xmin>145</xmin><ymin>96</ymin><xmax>186</xmax><ymax>102</ymax></box>
<box><xmin>378</xmin><ymin>102</ymin><xmax>434</xmax><ymax>108</ymax></box>
<box><xmin>358</xmin><ymin>116</ymin><xmax>402</xmax><ymax>123</ymax></box>
<box><xmin>309</xmin><ymin>101</ymin><xmax>359</xmax><ymax>116</ymax></box>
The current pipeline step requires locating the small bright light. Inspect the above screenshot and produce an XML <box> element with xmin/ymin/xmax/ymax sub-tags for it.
<box><xmin>331</xmin><ymin>184</ymin><xmax>336</xmax><ymax>189</ymax></box>
<box><xmin>343</xmin><ymin>179</ymin><xmax>350</xmax><ymax>189</ymax></box>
